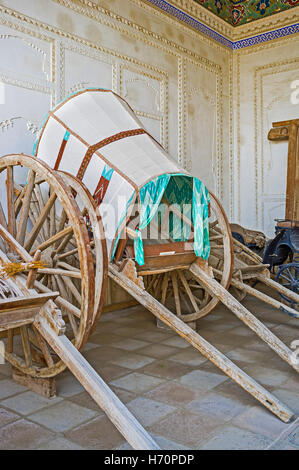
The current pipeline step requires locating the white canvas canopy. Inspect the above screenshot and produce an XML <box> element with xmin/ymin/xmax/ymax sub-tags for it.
<box><xmin>34</xmin><ymin>88</ymin><xmax>210</xmax><ymax>263</ymax></box>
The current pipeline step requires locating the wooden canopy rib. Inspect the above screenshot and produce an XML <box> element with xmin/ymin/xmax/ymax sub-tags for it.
<box><xmin>48</xmin><ymin>112</ymin><xmax>138</xmax><ymax>190</ymax></box>
<box><xmin>76</xmin><ymin>128</ymin><xmax>146</xmax><ymax>181</ymax></box>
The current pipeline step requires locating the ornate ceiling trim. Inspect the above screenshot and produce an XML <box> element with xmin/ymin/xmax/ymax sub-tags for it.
<box><xmin>144</xmin><ymin>0</ymin><xmax>299</xmax><ymax>48</ymax></box>
<box><xmin>190</xmin><ymin>0</ymin><xmax>299</xmax><ymax>28</ymax></box>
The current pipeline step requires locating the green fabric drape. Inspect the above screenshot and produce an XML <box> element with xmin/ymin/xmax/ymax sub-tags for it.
<box><xmin>163</xmin><ymin>175</ymin><xmax>193</xmax><ymax>242</ymax></box>
<box><xmin>134</xmin><ymin>174</ymin><xmax>170</xmax><ymax>265</ymax></box>
<box><xmin>193</xmin><ymin>178</ymin><xmax>210</xmax><ymax>260</ymax></box>
<box><xmin>111</xmin><ymin>174</ymin><xmax>210</xmax><ymax>266</ymax></box>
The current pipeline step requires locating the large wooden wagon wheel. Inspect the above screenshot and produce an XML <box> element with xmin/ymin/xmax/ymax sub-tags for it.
<box><xmin>0</xmin><ymin>154</ymin><xmax>102</xmax><ymax>377</ymax></box>
<box><xmin>57</xmin><ymin>171</ymin><xmax>108</xmax><ymax>334</ymax></box>
<box><xmin>143</xmin><ymin>191</ymin><xmax>234</xmax><ymax>326</ymax></box>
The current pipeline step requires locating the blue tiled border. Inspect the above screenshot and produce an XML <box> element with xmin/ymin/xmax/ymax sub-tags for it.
<box><xmin>233</xmin><ymin>23</ymin><xmax>299</xmax><ymax>49</ymax></box>
<box><xmin>146</xmin><ymin>0</ymin><xmax>299</xmax><ymax>49</ymax></box>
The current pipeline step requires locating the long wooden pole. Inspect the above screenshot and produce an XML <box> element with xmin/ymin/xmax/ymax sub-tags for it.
<box><xmin>35</xmin><ymin>316</ymin><xmax>160</xmax><ymax>450</ymax></box>
<box><xmin>109</xmin><ymin>264</ymin><xmax>293</xmax><ymax>423</ymax></box>
<box><xmin>257</xmin><ymin>274</ymin><xmax>299</xmax><ymax>307</ymax></box>
<box><xmin>231</xmin><ymin>276</ymin><xmax>299</xmax><ymax>320</ymax></box>
<box><xmin>190</xmin><ymin>263</ymin><xmax>299</xmax><ymax>373</ymax></box>
<box><xmin>213</xmin><ymin>268</ymin><xmax>299</xmax><ymax>319</ymax></box>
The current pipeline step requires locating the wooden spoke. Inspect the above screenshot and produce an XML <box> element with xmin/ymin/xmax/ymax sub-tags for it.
<box><xmin>67</xmin><ymin>311</ymin><xmax>79</xmax><ymax>336</ymax></box>
<box><xmin>14</xmin><ymin>187</ymin><xmax>25</xmax><ymax>219</ymax></box>
<box><xmin>0</xmin><ymin>200</ymin><xmax>7</xmax><ymax>229</ymax></box>
<box><xmin>16</xmin><ymin>170</ymin><xmax>35</xmax><ymax>246</ymax></box>
<box><xmin>32</xmin><ymin>326</ymin><xmax>54</xmax><ymax>368</ymax></box>
<box><xmin>171</xmin><ymin>271</ymin><xmax>181</xmax><ymax>315</ymax></box>
<box><xmin>7</xmin><ymin>329</ymin><xmax>14</xmax><ymax>354</ymax></box>
<box><xmin>38</xmin><ymin>268</ymin><xmax>81</xmax><ymax>279</ymax></box>
<box><xmin>34</xmin><ymin>184</ymin><xmax>50</xmax><ymax>240</ymax></box>
<box><xmin>6</xmin><ymin>166</ymin><xmax>17</xmax><ymax>237</ymax></box>
<box><xmin>26</xmin><ymin>250</ymin><xmax>41</xmax><ymax>289</ymax></box>
<box><xmin>57</xmin><ymin>246</ymin><xmax>79</xmax><ymax>261</ymax></box>
<box><xmin>177</xmin><ymin>271</ymin><xmax>199</xmax><ymax>313</ymax></box>
<box><xmin>178</xmin><ymin>287</ymin><xmax>192</xmax><ymax>312</ymax></box>
<box><xmin>49</xmin><ymin>189</ymin><xmax>56</xmax><ymax>238</ymax></box>
<box><xmin>57</xmin><ymin>261</ymin><xmax>80</xmax><ymax>273</ymax></box>
<box><xmin>209</xmin><ymin>219</ymin><xmax>219</xmax><ymax>229</ymax></box>
<box><xmin>0</xmin><ymin>223</ymin><xmax>31</xmax><ymax>262</ymax></box>
<box><xmin>161</xmin><ymin>273</ymin><xmax>169</xmax><ymax>305</ymax></box>
<box><xmin>24</xmin><ymin>192</ymin><xmax>57</xmax><ymax>252</ymax></box>
<box><xmin>209</xmin><ymin>234</ymin><xmax>223</xmax><ymax>241</ymax></box>
<box><xmin>29</xmin><ymin>197</ymin><xmax>45</xmax><ymax>243</ymax></box>
<box><xmin>56</xmin><ymin>231</ymin><xmax>74</xmax><ymax>254</ymax></box>
<box><xmin>35</xmin><ymin>280</ymin><xmax>81</xmax><ymax>319</ymax></box>
<box><xmin>54</xmin><ymin>210</ymin><xmax>67</xmax><ymax>249</ymax></box>
<box><xmin>20</xmin><ymin>325</ymin><xmax>32</xmax><ymax>368</ymax></box>
<box><xmin>61</xmin><ymin>276</ymin><xmax>82</xmax><ymax>304</ymax></box>
<box><xmin>31</xmin><ymin>226</ymin><xmax>73</xmax><ymax>255</ymax></box>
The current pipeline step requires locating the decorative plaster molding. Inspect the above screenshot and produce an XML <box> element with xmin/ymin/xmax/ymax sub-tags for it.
<box><xmin>119</xmin><ymin>62</ymin><xmax>169</xmax><ymax>149</ymax></box>
<box><xmin>178</xmin><ymin>55</ymin><xmax>223</xmax><ymax>196</ymax></box>
<box><xmin>0</xmin><ymin>73</ymin><xmax>54</xmax><ymax>97</ymax></box>
<box><xmin>0</xmin><ymin>117</ymin><xmax>39</xmax><ymax>135</ymax></box>
<box><xmin>0</xmin><ymin>34</ymin><xmax>51</xmax><ymax>81</ymax></box>
<box><xmin>0</xmin><ymin>0</ymin><xmax>228</xmax><ymax>206</ymax></box>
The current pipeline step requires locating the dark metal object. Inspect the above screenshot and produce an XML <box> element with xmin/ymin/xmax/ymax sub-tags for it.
<box><xmin>275</xmin><ymin>262</ymin><xmax>299</xmax><ymax>311</ymax></box>
<box><xmin>263</xmin><ymin>223</ymin><xmax>299</xmax><ymax>309</ymax></box>
<box><xmin>263</xmin><ymin>225</ymin><xmax>299</xmax><ymax>268</ymax></box>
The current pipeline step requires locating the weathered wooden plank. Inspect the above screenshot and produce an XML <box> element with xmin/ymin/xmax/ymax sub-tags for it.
<box><xmin>16</xmin><ymin>170</ymin><xmax>35</xmax><ymax>246</ymax></box>
<box><xmin>12</xmin><ymin>366</ymin><xmax>56</xmax><ymax>399</ymax></box>
<box><xmin>258</xmin><ymin>274</ymin><xmax>299</xmax><ymax>306</ymax></box>
<box><xmin>228</xmin><ymin>275</ymin><xmax>299</xmax><ymax>320</ymax></box>
<box><xmin>268</xmin><ymin>126</ymin><xmax>290</xmax><ymax>141</ymax></box>
<box><xmin>35</xmin><ymin>316</ymin><xmax>160</xmax><ymax>450</ymax></box>
<box><xmin>190</xmin><ymin>263</ymin><xmax>299</xmax><ymax>373</ymax></box>
<box><xmin>285</xmin><ymin>123</ymin><xmax>299</xmax><ymax>221</ymax></box>
<box><xmin>0</xmin><ymin>292</ymin><xmax>59</xmax><ymax>312</ymax></box>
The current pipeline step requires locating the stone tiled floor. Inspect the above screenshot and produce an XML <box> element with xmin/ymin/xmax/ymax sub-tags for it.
<box><xmin>0</xmin><ymin>293</ymin><xmax>298</xmax><ymax>450</ymax></box>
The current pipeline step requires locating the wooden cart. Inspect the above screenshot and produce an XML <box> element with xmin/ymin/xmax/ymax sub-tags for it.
<box><xmin>0</xmin><ymin>91</ymin><xmax>298</xmax><ymax>435</ymax></box>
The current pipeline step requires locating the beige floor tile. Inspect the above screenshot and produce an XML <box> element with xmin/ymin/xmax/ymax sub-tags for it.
<box><xmin>65</xmin><ymin>415</ymin><xmax>125</xmax><ymax>450</ymax></box>
<box><xmin>150</xmin><ymin>408</ymin><xmax>222</xmax><ymax>447</ymax></box>
<box><xmin>0</xmin><ymin>419</ymin><xmax>53</xmax><ymax>450</ymax></box>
